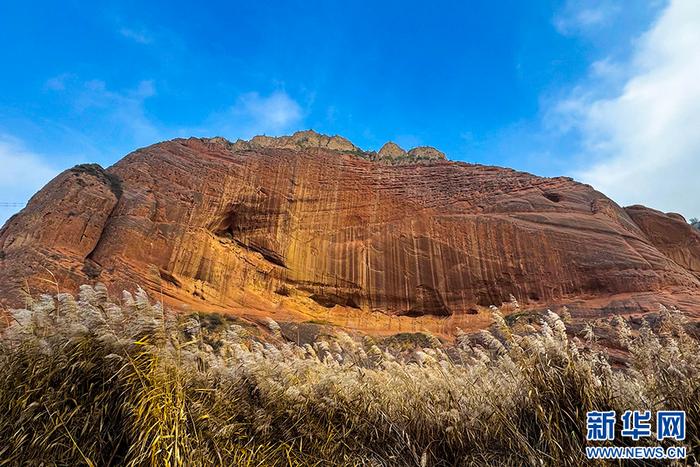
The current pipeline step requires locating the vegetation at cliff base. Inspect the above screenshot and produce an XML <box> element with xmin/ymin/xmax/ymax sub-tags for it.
<box><xmin>0</xmin><ymin>285</ymin><xmax>698</xmax><ymax>466</ymax></box>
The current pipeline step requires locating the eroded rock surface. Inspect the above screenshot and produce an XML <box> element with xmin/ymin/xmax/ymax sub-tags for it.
<box><xmin>624</xmin><ymin>205</ymin><xmax>700</xmax><ymax>275</ymax></box>
<box><xmin>1</xmin><ymin>131</ymin><xmax>699</xmax><ymax>320</ymax></box>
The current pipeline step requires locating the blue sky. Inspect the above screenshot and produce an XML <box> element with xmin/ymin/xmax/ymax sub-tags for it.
<box><xmin>1</xmin><ymin>0</ymin><xmax>698</xmax><ymax>225</ymax></box>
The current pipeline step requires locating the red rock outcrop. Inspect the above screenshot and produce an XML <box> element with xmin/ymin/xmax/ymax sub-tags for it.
<box><xmin>624</xmin><ymin>205</ymin><xmax>700</xmax><ymax>276</ymax></box>
<box><xmin>1</xmin><ymin>131</ymin><xmax>699</xmax><ymax>322</ymax></box>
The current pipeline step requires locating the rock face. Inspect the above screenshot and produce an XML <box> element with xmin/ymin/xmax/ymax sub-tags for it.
<box><xmin>1</xmin><ymin>130</ymin><xmax>699</xmax><ymax>319</ymax></box>
<box><xmin>229</xmin><ymin>130</ymin><xmax>361</xmax><ymax>153</ymax></box>
<box><xmin>624</xmin><ymin>205</ymin><xmax>700</xmax><ymax>275</ymax></box>
<box><xmin>374</xmin><ymin>141</ymin><xmax>447</xmax><ymax>164</ymax></box>
<box><xmin>378</xmin><ymin>142</ymin><xmax>407</xmax><ymax>160</ymax></box>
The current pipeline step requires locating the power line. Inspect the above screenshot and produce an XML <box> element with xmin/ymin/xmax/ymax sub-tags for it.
<box><xmin>0</xmin><ymin>202</ymin><xmax>25</xmax><ymax>208</ymax></box>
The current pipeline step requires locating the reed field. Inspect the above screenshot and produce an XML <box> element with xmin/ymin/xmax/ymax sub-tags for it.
<box><xmin>0</xmin><ymin>285</ymin><xmax>697</xmax><ymax>466</ymax></box>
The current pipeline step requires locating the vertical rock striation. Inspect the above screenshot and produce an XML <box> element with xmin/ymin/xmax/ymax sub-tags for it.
<box><xmin>1</xmin><ymin>131</ymin><xmax>699</xmax><ymax>318</ymax></box>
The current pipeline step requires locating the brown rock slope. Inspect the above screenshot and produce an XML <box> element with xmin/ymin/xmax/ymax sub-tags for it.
<box><xmin>1</xmin><ymin>131</ymin><xmax>699</xmax><ymax>324</ymax></box>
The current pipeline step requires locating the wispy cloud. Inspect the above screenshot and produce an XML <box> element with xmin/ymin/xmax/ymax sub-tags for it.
<box><xmin>233</xmin><ymin>91</ymin><xmax>304</xmax><ymax>133</ymax></box>
<box><xmin>72</xmin><ymin>79</ymin><xmax>161</xmax><ymax>146</ymax></box>
<box><xmin>1</xmin><ymin>84</ymin><xmax>307</xmax><ymax>223</ymax></box>
<box><xmin>205</xmin><ymin>90</ymin><xmax>305</xmax><ymax>139</ymax></box>
<box><xmin>119</xmin><ymin>27</ymin><xmax>153</xmax><ymax>44</ymax></box>
<box><xmin>3</xmin><ymin>76</ymin><xmax>309</xmax><ymax>222</ymax></box>
<box><xmin>0</xmin><ymin>134</ymin><xmax>59</xmax><ymax>225</ymax></box>
<box><xmin>554</xmin><ymin>0</ymin><xmax>621</xmax><ymax>35</ymax></box>
<box><xmin>44</xmin><ymin>73</ymin><xmax>75</xmax><ymax>91</ymax></box>
<box><xmin>45</xmin><ymin>76</ymin><xmax>305</xmax><ymax>148</ymax></box>
<box><xmin>556</xmin><ymin>0</ymin><xmax>700</xmax><ymax>218</ymax></box>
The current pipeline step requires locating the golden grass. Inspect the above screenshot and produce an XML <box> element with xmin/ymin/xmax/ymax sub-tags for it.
<box><xmin>0</xmin><ymin>285</ymin><xmax>697</xmax><ymax>465</ymax></box>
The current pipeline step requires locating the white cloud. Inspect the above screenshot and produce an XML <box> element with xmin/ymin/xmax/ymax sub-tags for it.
<box><xmin>119</xmin><ymin>27</ymin><xmax>153</xmax><ymax>44</ymax></box>
<box><xmin>0</xmin><ymin>77</ymin><xmax>162</xmax><ymax>225</ymax></box>
<box><xmin>42</xmin><ymin>77</ymin><xmax>304</xmax><ymax>151</ymax></box>
<box><xmin>0</xmin><ymin>135</ymin><xmax>57</xmax><ymax>193</ymax></box>
<box><xmin>44</xmin><ymin>73</ymin><xmax>75</xmax><ymax>91</ymax></box>
<box><xmin>232</xmin><ymin>91</ymin><xmax>303</xmax><ymax>133</ymax></box>
<box><xmin>73</xmin><ymin>79</ymin><xmax>161</xmax><ymax>146</ymax></box>
<box><xmin>589</xmin><ymin>58</ymin><xmax>624</xmax><ymax>81</ymax></box>
<box><xmin>206</xmin><ymin>91</ymin><xmax>305</xmax><ymax>139</ymax></box>
<box><xmin>554</xmin><ymin>0</ymin><xmax>620</xmax><ymax>35</ymax></box>
<box><xmin>556</xmin><ymin>0</ymin><xmax>700</xmax><ymax>218</ymax></box>
<box><xmin>0</xmin><ymin>135</ymin><xmax>59</xmax><ymax>225</ymax></box>
<box><xmin>3</xmin><ymin>80</ymin><xmax>306</xmax><ymax>225</ymax></box>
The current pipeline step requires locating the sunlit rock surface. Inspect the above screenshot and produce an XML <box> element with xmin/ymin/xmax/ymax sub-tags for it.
<box><xmin>1</xmin><ymin>131</ymin><xmax>699</xmax><ymax>323</ymax></box>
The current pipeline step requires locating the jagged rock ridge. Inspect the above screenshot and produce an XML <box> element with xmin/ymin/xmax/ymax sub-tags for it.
<box><xmin>0</xmin><ymin>130</ymin><xmax>699</xmax><ymax>320</ymax></box>
<box><xmin>212</xmin><ymin>130</ymin><xmax>446</xmax><ymax>165</ymax></box>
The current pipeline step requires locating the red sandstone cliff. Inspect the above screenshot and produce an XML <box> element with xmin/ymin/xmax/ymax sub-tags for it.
<box><xmin>1</xmin><ymin>131</ymin><xmax>699</xmax><ymax>322</ymax></box>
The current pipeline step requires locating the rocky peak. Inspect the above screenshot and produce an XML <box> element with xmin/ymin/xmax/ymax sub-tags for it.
<box><xmin>373</xmin><ymin>141</ymin><xmax>446</xmax><ymax>164</ymax></box>
<box><xmin>203</xmin><ymin>131</ymin><xmax>448</xmax><ymax>165</ymax></box>
<box><xmin>377</xmin><ymin>141</ymin><xmax>407</xmax><ymax>160</ymax></box>
<box><xmin>223</xmin><ymin>130</ymin><xmax>360</xmax><ymax>152</ymax></box>
<box><xmin>408</xmin><ymin>146</ymin><xmax>446</xmax><ymax>161</ymax></box>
